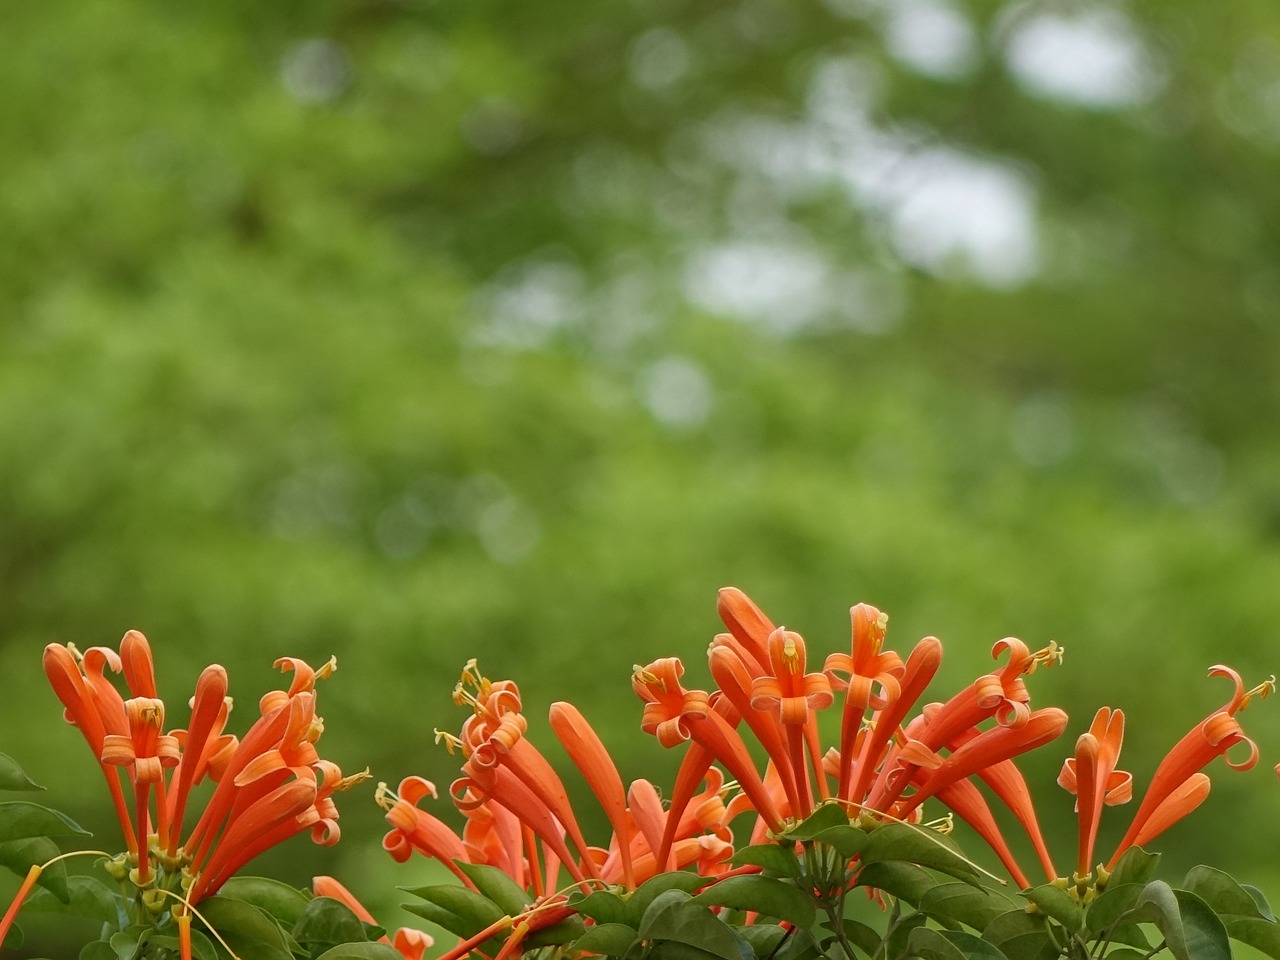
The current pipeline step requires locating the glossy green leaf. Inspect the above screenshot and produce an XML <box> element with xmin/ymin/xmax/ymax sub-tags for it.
<box><xmin>783</xmin><ymin>803</ymin><xmax>850</xmax><ymax>841</ymax></box>
<box><xmin>197</xmin><ymin>894</ymin><xmax>295</xmax><ymax>960</ymax></box>
<box><xmin>455</xmin><ymin>860</ymin><xmax>533</xmax><ymax>915</ymax></box>
<box><xmin>78</xmin><ymin>942</ymin><xmax>115</xmax><ymax>960</ymax></box>
<box><xmin>1183</xmin><ymin>865</ymin><xmax>1264</xmax><ymax>919</ymax></box>
<box><xmin>730</xmin><ymin>843</ymin><xmax>802</xmax><ymax>879</ymax></box>
<box><xmin>1131</xmin><ymin>881</ymin><xmax>1192</xmax><ymax>960</ymax></box>
<box><xmin>24</xmin><ymin>875</ymin><xmax>120</xmax><ymax>922</ymax></box>
<box><xmin>573</xmin><ymin>921</ymin><xmax>640</xmax><ymax>955</ymax></box>
<box><xmin>1022</xmin><ymin>883</ymin><xmax>1084</xmax><ymax>932</ymax></box>
<box><xmin>692</xmin><ymin>875</ymin><xmax>815</xmax><ymax>927</ymax></box>
<box><xmin>1085</xmin><ymin>882</ymin><xmax>1144</xmax><ymax>935</ymax></box>
<box><xmin>525</xmin><ymin>913</ymin><xmax>585</xmax><ymax>947</ymax></box>
<box><xmin>859</xmin><ymin>822</ymin><xmax>981</xmax><ymax>884</ymax></box>
<box><xmin>639</xmin><ymin>893</ymin><xmax>751</xmax><ymax>960</ymax></box>
<box><xmin>570</xmin><ymin>888</ymin><xmax>631</xmax><ymax>925</ymax></box>
<box><xmin>314</xmin><ymin>945</ymin><xmax>406</xmax><ymax>960</ymax></box>
<box><xmin>854</xmin><ymin>860</ymin><xmax>939</xmax><ymax>906</ymax></box>
<box><xmin>1173</xmin><ymin>889</ymin><xmax>1231</xmax><ymax>960</ymax></box>
<box><xmin>0</xmin><ymin>801</ymin><xmax>89</xmax><ymax>841</ymax></box>
<box><xmin>838</xmin><ymin>919</ymin><xmax>882</xmax><ymax>957</ymax></box>
<box><xmin>0</xmin><ymin>921</ymin><xmax>21</xmax><ymax>950</ymax></box>
<box><xmin>904</xmin><ymin>926</ymin><xmax>968</xmax><ymax>960</ymax></box>
<box><xmin>884</xmin><ymin>911</ymin><xmax>927</xmax><ymax>959</ymax></box>
<box><xmin>981</xmin><ymin>909</ymin><xmax>1058</xmax><ymax>960</ymax></box>
<box><xmin>734</xmin><ymin>922</ymin><xmax>787</xmax><ymax>957</ymax></box>
<box><xmin>907</xmin><ymin>926</ymin><xmax>1009</xmax><ymax>960</ymax></box>
<box><xmin>293</xmin><ymin>896</ymin><xmax>378</xmax><ymax>946</ymax></box>
<box><xmin>651</xmin><ymin>941</ymin><xmax>745</xmax><ymax>960</ymax></box>
<box><xmin>219</xmin><ymin>876</ymin><xmax>311</xmax><ymax>926</ymax></box>
<box><xmin>1109</xmin><ymin>847</ymin><xmax>1160</xmax><ymax>889</ymax></box>
<box><xmin>0</xmin><ymin>837</ymin><xmax>71</xmax><ymax>902</ymax></box>
<box><xmin>1244</xmin><ymin>885</ymin><xmax>1277</xmax><ymax>922</ymax></box>
<box><xmin>0</xmin><ymin>754</ymin><xmax>43</xmax><ymax>792</ymax></box>
<box><xmin>400</xmin><ymin>883</ymin><xmax>506</xmax><ymax>950</ymax></box>
<box><xmin>625</xmin><ymin>871</ymin><xmax>706</xmax><ymax>927</ymax></box>
<box><xmin>921</xmin><ymin>881</ymin><xmax>1013</xmax><ymax>932</ymax></box>
<box><xmin>1224</xmin><ymin>916</ymin><xmax>1280</xmax><ymax>958</ymax></box>
<box><xmin>805</xmin><ymin>824</ymin><xmax>867</xmax><ymax>859</ymax></box>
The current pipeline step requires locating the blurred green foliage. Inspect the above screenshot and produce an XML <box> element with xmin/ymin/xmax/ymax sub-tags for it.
<box><xmin>3</xmin><ymin>0</ymin><xmax>1280</xmax><ymax>953</ymax></box>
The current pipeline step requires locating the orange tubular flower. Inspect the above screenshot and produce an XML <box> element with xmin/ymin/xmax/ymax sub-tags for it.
<box><xmin>1057</xmin><ymin>707</ymin><xmax>1130</xmax><ymax>879</ymax></box>
<box><xmin>633</xmin><ymin>658</ymin><xmax>784</xmax><ymax>833</ymax></box>
<box><xmin>749</xmin><ymin>627</ymin><xmax>834</xmax><ymax>815</ymax></box>
<box><xmin>825</xmin><ymin>604</ymin><xmax>904</xmax><ymax>800</ymax></box>
<box><xmin>43</xmin><ymin>633</ymin><xmax>350</xmax><ymax>914</ymax></box>
<box><xmin>1108</xmin><ymin>666</ymin><xmax>1272</xmax><ymax>869</ymax></box>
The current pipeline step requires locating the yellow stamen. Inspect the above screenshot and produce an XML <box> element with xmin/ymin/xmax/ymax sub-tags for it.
<box><xmin>334</xmin><ymin>767</ymin><xmax>372</xmax><ymax>792</ymax></box>
<box><xmin>1025</xmin><ymin>641</ymin><xmax>1064</xmax><ymax>673</ymax></box>
<box><xmin>781</xmin><ymin>633</ymin><xmax>801</xmax><ymax>673</ymax></box>
<box><xmin>1240</xmin><ymin>675</ymin><xmax>1277</xmax><ymax>711</ymax></box>
<box><xmin>923</xmin><ymin>813</ymin><xmax>954</xmax><ymax>835</ymax></box>
<box><xmin>374</xmin><ymin>781</ymin><xmax>398</xmax><ymax>811</ymax></box>
<box><xmin>314</xmin><ymin>656</ymin><xmax>338</xmax><ymax>681</ymax></box>
<box><xmin>632</xmin><ymin>665</ymin><xmax>663</xmax><ymax>689</ymax></box>
<box><xmin>435</xmin><ymin>729</ymin><xmax>465</xmax><ymax>755</ymax></box>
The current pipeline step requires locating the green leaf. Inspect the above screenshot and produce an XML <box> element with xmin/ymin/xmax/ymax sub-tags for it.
<box><xmin>638</xmin><ymin>893</ymin><xmax>751</xmax><ymax>960</ymax></box>
<box><xmin>293</xmin><ymin>896</ymin><xmax>377</xmax><ymax>946</ymax></box>
<box><xmin>108</xmin><ymin>925</ymin><xmax>148</xmax><ymax>960</ymax></box>
<box><xmin>1085</xmin><ymin>882</ymin><xmax>1144</xmax><ymax>936</ymax></box>
<box><xmin>884</xmin><ymin>911</ymin><xmax>927</xmax><ymax>959</ymax></box>
<box><xmin>854</xmin><ymin>860</ymin><xmax>939</xmax><ymax>906</ymax></box>
<box><xmin>400</xmin><ymin>883</ymin><xmax>507</xmax><ymax>952</ymax></box>
<box><xmin>1022</xmin><ymin>883</ymin><xmax>1084</xmax><ymax>933</ymax></box>
<box><xmin>525</xmin><ymin>914</ymin><xmax>586</xmax><ymax>947</ymax></box>
<box><xmin>783</xmin><ymin>803</ymin><xmax>850</xmax><ymax>841</ymax></box>
<box><xmin>1183</xmin><ymin>865</ymin><xmax>1265</xmax><ymax>919</ymax></box>
<box><xmin>455</xmin><ymin>860</ymin><xmax>533</xmax><ymax>915</ymax></box>
<box><xmin>0</xmin><ymin>837</ymin><xmax>71</xmax><ymax>902</ymax></box>
<box><xmin>920</xmin><ymin>881</ymin><xmax>1012</xmax><ymax>932</ymax></box>
<box><xmin>0</xmin><ymin>801</ymin><xmax>89</xmax><ymax>841</ymax></box>
<box><xmin>0</xmin><ymin>920</ymin><xmax>21</xmax><ymax>950</ymax></box>
<box><xmin>1244</xmin><ymin>885</ymin><xmax>1278</xmax><ymax>922</ymax></box>
<box><xmin>651</xmin><ymin>942</ymin><xmax>745</xmax><ymax>960</ymax></box>
<box><xmin>573</xmin><ymin>921</ymin><xmax>640</xmax><ymax>956</ymax></box>
<box><xmin>625</xmin><ymin>871</ymin><xmax>706</xmax><ymax>927</ymax></box>
<box><xmin>314</xmin><ymin>945</ymin><xmax>406</xmax><ymax>960</ymax></box>
<box><xmin>24</xmin><ymin>875</ymin><xmax>120</xmax><ymax>922</ymax></box>
<box><xmin>907</xmin><ymin>926</ymin><xmax>1009</xmax><ymax>960</ymax></box>
<box><xmin>730</xmin><ymin>843</ymin><xmax>802</xmax><ymax>879</ymax></box>
<box><xmin>1109</xmin><ymin>847</ymin><xmax>1160</xmax><ymax>889</ymax></box>
<box><xmin>692</xmin><ymin>875</ymin><xmax>815</xmax><ymax>927</ymax></box>
<box><xmin>79</xmin><ymin>942</ymin><xmax>116</xmax><ymax>960</ymax></box>
<box><xmin>218</xmin><ymin>876</ymin><xmax>311</xmax><ymax>926</ymax></box>
<box><xmin>734</xmin><ymin>923</ymin><xmax>787</xmax><ymax>958</ymax></box>
<box><xmin>805</xmin><ymin>824</ymin><xmax>868</xmax><ymax>859</ymax></box>
<box><xmin>197</xmin><ymin>895</ymin><xmax>295</xmax><ymax>960</ymax></box>
<box><xmin>1173</xmin><ymin>889</ymin><xmax>1231</xmax><ymax>960</ymax></box>
<box><xmin>570</xmin><ymin>888</ymin><xmax>631</xmax><ymax>925</ymax></box>
<box><xmin>981</xmin><ymin>909</ymin><xmax>1058</xmax><ymax>960</ymax></box>
<box><xmin>859</xmin><ymin>823</ymin><xmax>982</xmax><ymax>884</ymax></box>
<box><xmin>774</xmin><ymin>926</ymin><xmax>823</xmax><ymax>960</ymax></box>
<box><xmin>904</xmin><ymin>926</ymin><xmax>968</xmax><ymax>960</ymax></box>
<box><xmin>838</xmin><ymin>919</ymin><xmax>882</xmax><ymax>957</ymax></box>
<box><xmin>1131</xmin><ymin>881</ymin><xmax>1193</xmax><ymax>960</ymax></box>
<box><xmin>0</xmin><ymin>755</ymin><xmax>43</xmax><ymax>792</ymax></box>
<box><xmin>1224</xmin><ymin>916</ymin><xmax>1280</xmax><ymax>958</ymax></box>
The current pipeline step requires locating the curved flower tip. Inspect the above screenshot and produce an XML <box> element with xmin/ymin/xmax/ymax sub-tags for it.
<box><xmin>716</xmin><ymin>587</ymin><xmax>776</xmax><ymax>656</ymax></box>
<box><xmin>119</xmin><ymin>630</ymin><xmax>158</xmax><ymax>699</ymax></box>
<box><xmin>633</xmin><ymin>659</ymin><xmax>710</xmax><ymax>748</ymax></box>
<box><xmin>1208</xmin><ymin>664</ymin><xmax>1276</xmax><ymax>714</ymax></box>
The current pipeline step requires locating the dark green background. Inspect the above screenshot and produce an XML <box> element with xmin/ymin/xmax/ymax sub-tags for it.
<box><xmin>3</xmin><ymin>0</ymin><xmax>1280</xmax><ymax>954</ymax></box>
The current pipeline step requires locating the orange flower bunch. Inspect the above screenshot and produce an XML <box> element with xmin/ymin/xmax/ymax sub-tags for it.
<box><xmin>380</xmin><ymin>588</ymin><xmax>1276</xmax><ymax>960</ymax></box>
<box><xmin>41</xmin><ymin>631</ymin><xmax>364</xmax><ymax>909</ymax></box>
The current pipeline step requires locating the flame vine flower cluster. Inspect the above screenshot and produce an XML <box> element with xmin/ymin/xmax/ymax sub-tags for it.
<box><xmin>2</xmin><ymin>588</ymin><xmax>1279</xmax><ymax>960</ymax></box>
